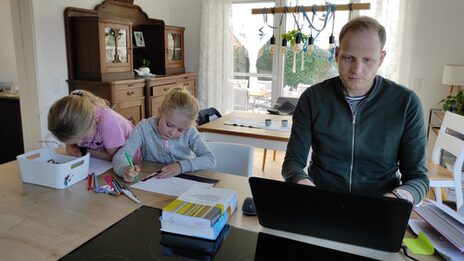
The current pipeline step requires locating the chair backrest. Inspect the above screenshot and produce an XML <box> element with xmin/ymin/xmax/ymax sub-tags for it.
<box><xmin>431</xmin><ymin>111</ymin><xmax>464</xmax><ymax>168</ymax></box>
<box><xmin>274</xmin><ymin>96</ymin><xmax>299</xmax><ymax>108</ymax></box>
<box><xmin>207</xmin><ymin>142</ymin><xmax>254</xmax><ymax>177</ymax></box>
<box><xmin>233</xmin><ymin>87</ymin><xmax>249</xmax><ymax>111</ymax></box>
<box><xmin>430</xmin><ymin>111</ymin><xmax>464</xmax><ymax>208</ymax></box>
<box><xmin>198</xmin><ymin>107</ymin><xmax>222</xmax><ymax>125</ymax></box>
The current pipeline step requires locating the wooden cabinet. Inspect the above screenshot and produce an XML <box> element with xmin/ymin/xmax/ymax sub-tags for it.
<box><xmin>64</xmin><ymin>1</ymin><xmax>194</xmax><ymax>122</ymax></box>
<box><xmin>69</xmin><ymin>17</ymin><xmax>133</xmax><ymax>81</ymax></box>
<box><xmin>68</xmin><ymin>79</ymin><xmax>145</xmax><ymax>125</ymax></box>
<box><xmin>146</xmin><ymin>73</ymin><xmax>196</xmax><ymax>117</ymax></box>
<box><xmin>0</xmin><ymin>95</ymin><xmax>23</xmax><ymax>164</ymax></box>
<box><xmin>164</xmin><ymin>25</ymin><xmax>185</xmax><ymax>75</ymax></box>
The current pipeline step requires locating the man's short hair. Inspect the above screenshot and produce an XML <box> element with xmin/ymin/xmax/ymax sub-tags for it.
<box><xmin>339</xmin><ymin>16</ymin><xmax>386</xmax><ymax>49</ymax></box>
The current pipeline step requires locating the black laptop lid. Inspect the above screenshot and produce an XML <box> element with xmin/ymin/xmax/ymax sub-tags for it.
<box><xmin>249</xmin><ymin>177</ymin><xmax>413</xmax><ymax>252</ymax></box>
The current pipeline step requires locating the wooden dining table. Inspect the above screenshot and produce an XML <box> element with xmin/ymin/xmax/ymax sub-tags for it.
<box><xmin>197</xmin><ymin>111</ymin><xmax>291</xmax><ymax>151</ymax></box>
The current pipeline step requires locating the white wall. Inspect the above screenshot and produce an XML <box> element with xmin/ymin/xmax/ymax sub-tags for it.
<box><xmin>405</xmin><ymin>0</ymin><xmax>464</xmax><ymax>121</ymax></box>
<box><xmin>0</xmin><ymin>0</ymin><xmax>18</xmax><ymax>83</ymax></box>
<box><xmin>169</xmin><ymin>0</ymin><xmax>202</xmax><ymax>73</ymax></box>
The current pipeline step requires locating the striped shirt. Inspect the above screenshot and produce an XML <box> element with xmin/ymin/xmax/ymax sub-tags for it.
<box><xmin>344</xmin><ymin>94</ymin><xmax>367</xmax><ymax>115</ymax></box>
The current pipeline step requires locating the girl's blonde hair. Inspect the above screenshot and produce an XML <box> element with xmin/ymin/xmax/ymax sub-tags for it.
<box><xmin>161</xmin><ymin>88</ymin><xmax>199</xmax><ymax>127</ymax></box>
<box><xmin>48</xmin><ymin>90</ymin><xmax>110</xmax><ymax>143</ymax></box>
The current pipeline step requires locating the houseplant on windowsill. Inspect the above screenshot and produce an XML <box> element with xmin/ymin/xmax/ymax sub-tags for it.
<box><xmin>440</xmin><ymin>91</ymin><xmax>464</xmax><ymax>115</ymax></box>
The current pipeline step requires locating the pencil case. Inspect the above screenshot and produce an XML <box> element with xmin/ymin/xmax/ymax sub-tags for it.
<box><xmin>16</xmin><ymin>148</ymin><xmax>89</xmax><ymax>189</ymax></box>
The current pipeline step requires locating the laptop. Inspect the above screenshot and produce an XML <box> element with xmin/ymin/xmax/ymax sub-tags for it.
<box><xmin>249</xmin><ymin>177</ymin><xmax>413</xmax><ymax>253</ymax></box>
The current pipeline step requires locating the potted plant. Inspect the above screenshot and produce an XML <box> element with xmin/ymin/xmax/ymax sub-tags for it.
<box><xmin>135</xmin><ymin>58</ymin><xmax>151</xmax><ymax>76</ymax></box>
<box><xmin>440</xmin><ymin>91</ymin><xmax>464</xmax><ymax>115</ymax></box>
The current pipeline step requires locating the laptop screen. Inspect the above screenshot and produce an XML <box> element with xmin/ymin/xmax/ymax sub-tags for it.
<box><xmin>249</xmin><ymin>177</ymin><xmax>413</xmax><ymax>253</ymax></box>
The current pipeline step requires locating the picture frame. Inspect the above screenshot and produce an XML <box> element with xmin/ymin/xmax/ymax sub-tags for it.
<box><xmin>133</xmin><ymin>31</ymin><xmax>145</xmax><ymax>47</ymax></box>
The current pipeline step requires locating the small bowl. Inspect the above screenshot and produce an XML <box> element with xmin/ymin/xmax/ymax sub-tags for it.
<box><xmin>281</xmin><ymin>119</ymin><xmax>289</xmax><ymax>127</ymax></box>
<box><xmin>264</xmin><ymin>119</ymin><xmax>272</xmax><ymax>127</ymax></box>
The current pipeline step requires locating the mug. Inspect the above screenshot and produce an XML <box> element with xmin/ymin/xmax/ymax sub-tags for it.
<box><xmin>281</xmin><ymin>119</ymin><xmax>289</xmax><ymax>127</ymax></box>
<box><xmin>264</xmin><ymin>119</ymin><xmax>272</xmax><ymax>127</ymax></box>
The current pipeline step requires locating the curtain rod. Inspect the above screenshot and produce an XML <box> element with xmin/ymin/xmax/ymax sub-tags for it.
<box><xmin>251</xmin><ymin>3</ymin><xmax>370</xmax><ymax>14</ymax></box>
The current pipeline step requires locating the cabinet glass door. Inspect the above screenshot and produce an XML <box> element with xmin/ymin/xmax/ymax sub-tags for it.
<box><xmin>105</xmin><ymin>27</ymin><xmax>128</xmax><ymax>64</ymax></box>
<box><xmin>167</xmin><ymin>32</ymin><xmax>182</xmax><ymax>62</ymax></box>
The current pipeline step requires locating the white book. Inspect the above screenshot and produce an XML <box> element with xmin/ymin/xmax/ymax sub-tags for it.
<box><xmin>414</xmin><ymin>200</ymin><xmax>464</xmax><ymax>251</ymax></box>
<box><xmin>161</xmin><ymin>185</ymin><xmax>237</xmax><ymax>228</ymax></box>
<box><xmin>160</xmin><ymin>210</ymin><xmax>229</xmax><ymax>240</ymax></box>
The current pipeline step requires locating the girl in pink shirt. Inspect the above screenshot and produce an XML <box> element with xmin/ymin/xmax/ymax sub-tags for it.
<box><xmin>48</xmin><ymin>90</ymin><xmax>134</xmax><ymax>161</ymax></box>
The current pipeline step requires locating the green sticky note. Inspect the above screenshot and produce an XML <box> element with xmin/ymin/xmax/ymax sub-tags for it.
<box><xmin>403</xmin><ymin>232</ymin><xmax>435</xmax><ymax>255</ymax></box>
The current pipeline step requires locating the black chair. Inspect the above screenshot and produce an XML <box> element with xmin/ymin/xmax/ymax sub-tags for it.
<box><xmin>198</xmin><ymin>107</ymin><xmax>222</xmax><ymax>125</ymax></box>
<box><xmin>267</xmin><ymin>96</ymin><xmax>299</xmax><ymax>115</ymax></box>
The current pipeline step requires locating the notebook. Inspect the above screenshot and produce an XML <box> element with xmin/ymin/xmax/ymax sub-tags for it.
<box><xmin>249</xmin><ymin>177</ymin><xmax>413</xmax><ymax>253</ymax></box>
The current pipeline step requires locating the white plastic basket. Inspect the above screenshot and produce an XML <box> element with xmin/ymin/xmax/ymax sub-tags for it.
<box><xmin>16</xmin><ymin>148</ymin><xmax>90</xmax><ymax>189</ymax></box>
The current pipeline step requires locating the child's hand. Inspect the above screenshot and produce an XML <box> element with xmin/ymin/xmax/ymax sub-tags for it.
<box><xmin>156</xmin><ymin>162</ymin><xmax>182</xmax><ymax>179</ymax></box>
<box><xmin>123</xmin><ymin>165</ymin><xmax>140</xmax><ymax>183</ymax></box>
<box><xmin>66</xmin><ymin>144</ymin><xmax>82</xmax><ymax>157</ymax></box>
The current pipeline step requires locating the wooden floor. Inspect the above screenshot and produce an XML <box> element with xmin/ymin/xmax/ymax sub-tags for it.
<box><xmin>251</xmin><ymin>148</ymin><xmax>285</xmax><ymax>181</ymax></box>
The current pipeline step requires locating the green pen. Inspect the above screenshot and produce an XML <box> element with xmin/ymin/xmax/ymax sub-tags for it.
<box><xmin>124</xmin><ymin>152</ymin><xmax>140</xmax><ymax>182</ymax></box>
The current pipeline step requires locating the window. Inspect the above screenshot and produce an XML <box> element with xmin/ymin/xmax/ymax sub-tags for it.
<box><xmin>231</xmin><ymin>0</ymin><xmax>398</xmax><ymax>112</ymax></box>
<box><xmin>232</xmin><ymin>2</ymin><xmax>275</xmax><ymax>112</ymax></box>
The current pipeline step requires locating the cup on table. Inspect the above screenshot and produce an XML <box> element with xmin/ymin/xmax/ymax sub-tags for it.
<box><xmin>281</xmin><ymin>119</ymin><xmax>289</xmax><ymax>127</ymax></box>
<box><xmin>264</xmin><ymin>119</ymin><xmax>272</xmax><ymax>127</ymax></box>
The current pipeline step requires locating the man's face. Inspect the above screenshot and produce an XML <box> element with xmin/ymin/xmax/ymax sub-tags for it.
<box><xmin>335</xmin><ymin>29</ymin><xmax>386</xmax><ymax>96</ymax></box>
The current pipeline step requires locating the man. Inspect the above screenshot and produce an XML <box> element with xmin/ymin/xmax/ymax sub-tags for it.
<box><xmin>282</xmin><ymin>16</ymin><xmax>429</xmax><ymax>205</ymax></box>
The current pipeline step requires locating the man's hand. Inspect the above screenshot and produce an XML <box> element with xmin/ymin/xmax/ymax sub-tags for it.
<box><xmin>384</xmin><ymin>188</ymin><xmax>414</xmax><ymax>203</ymax></box>
<box><xmin>297</xmin><ymin>178</ymin><xmax>315</xmax><ymax>186</ymax></box>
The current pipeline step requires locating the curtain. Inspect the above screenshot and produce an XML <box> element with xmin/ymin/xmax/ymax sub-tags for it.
<box><xmin>198</xmin><ymin>0</ymin><xmax>234</xmax><ymax>114</ymax></box>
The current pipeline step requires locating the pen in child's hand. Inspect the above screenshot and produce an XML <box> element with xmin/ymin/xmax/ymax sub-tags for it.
<box><xmin>124</xmin><ymin>152</ymin><xmax>140</xmax><ymax>182</ymax></box>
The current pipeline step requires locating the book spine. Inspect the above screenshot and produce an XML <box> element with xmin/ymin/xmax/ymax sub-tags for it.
<box><xmin>160</xmin><ymin>210</ymin><xmax>229</xmax><ymax>240</ymax></box>
<box><xmin>162</xmin><ymin>199</ymin><xmax>222</xmax><ymax>228</ymax></box>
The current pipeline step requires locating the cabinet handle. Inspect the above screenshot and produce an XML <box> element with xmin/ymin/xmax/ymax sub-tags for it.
<box><xmin>163</xmin><ymin>87</ymin><xmax>170</xmax><ymax>91</ymax></box>
<box><xmin>128</xmin><ymin>83</ymin><xmax>134</xmax><ymax>87</ymax></box>
<box><xmin>127</xmin><ymin>90</ymin><xmax>135</xmax><ymax>96</ymax></box>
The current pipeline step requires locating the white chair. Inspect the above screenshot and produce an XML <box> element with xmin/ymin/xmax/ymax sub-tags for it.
<box><xmin>233</xmin><ymin>87</ymin><xmax>249</xmax><ymax>111</ymax></box>
<box><xmin>207</xmin><ymin>142</ymin><xmax>254</xmax><ymax>177</ymax></box>
<box><xmin>428</xmin><ymin>111</ymin><xmax>464</xmax><ymax>209</ymax></box>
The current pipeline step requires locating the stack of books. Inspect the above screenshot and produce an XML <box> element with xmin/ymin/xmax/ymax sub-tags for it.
<box><xmin>160</xmin><ymin>185</ymin><xmax>237</xmax><ymax>240</ymax></box>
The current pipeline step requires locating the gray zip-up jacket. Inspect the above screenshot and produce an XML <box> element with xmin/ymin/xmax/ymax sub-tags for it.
<box><xmin>113</xmin><ymin>117</ymin><xmax>216</xmax><ymax>177</ymax></box>
<box><xmin>282</xmin><ymin>76</ymin><xmax>429</xmax><ymax>205</ymax></box>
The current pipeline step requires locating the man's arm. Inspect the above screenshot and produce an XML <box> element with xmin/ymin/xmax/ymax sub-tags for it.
<box><xmin>282</xmin><ymin>94</ymin><xmax>313</xmax><ymax>184</ymax></box>
<box><xmin>397</xmin><ymin>92</ymin><xmax>429</xmax><ymax>205</ymax></box>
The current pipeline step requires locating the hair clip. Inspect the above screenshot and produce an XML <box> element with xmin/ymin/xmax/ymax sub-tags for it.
<box><xmin>71</xmin><ymin>90</ymin><xmax>83</xmax><ymax>96</ymax></box>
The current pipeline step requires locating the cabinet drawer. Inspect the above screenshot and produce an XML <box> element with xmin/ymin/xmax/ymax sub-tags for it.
<box><xmin>113</xmin><ymin>98</ymin><xmax>145</xmax><ymax>125</ymax></box>
<box><xmin>152</xmin><ymin>83</ymin><xmax>180</xmax><ymax>97</ymax></box>
<box><xmin>179</xmin><ymin>80</ymin><xmax>194</xmax><ymax>89</ymax></box>
<box><xmin>113</xmin><ymin>86</ymin><xmax>144</xmax><ymax>103</ymax></box>
<box><xmin>150</xmin><ymin>97</ymin><xmax>164</xmax><ymax>117</ymax></box>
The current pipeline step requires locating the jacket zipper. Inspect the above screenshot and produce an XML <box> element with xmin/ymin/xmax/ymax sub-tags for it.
<box><xmin>348</xmin><ymin>100</ymin><xmax>365</xmax><ymax>192</ymax></box>
<box><xmin>349</xmin><ymin>114</ymin><xmax>356</xmax><ymax>192</ymax></box>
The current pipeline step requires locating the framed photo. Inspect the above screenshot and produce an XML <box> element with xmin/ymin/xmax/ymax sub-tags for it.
<box><xmin>134</xmin><ymin>31</ymin><xmax>145</xmax><ymax>47</ymax></box>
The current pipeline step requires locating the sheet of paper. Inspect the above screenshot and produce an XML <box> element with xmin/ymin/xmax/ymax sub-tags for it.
<box><xmin>130</xmin><ymin>177</ymin><xmax>213</xmax><ymax>197</ymax></box>
<box><xmin>409</xmin><ymin>219</ymin><xmax>464</xmax><ymax>261</ymax></box>
<box><xmin>403</xmin><ymin>232</ymin><xmax>434</xmax><ymax>255</ymax></box>
<box><xmin>89</xmin><ymin>157</ymin><xmax>113</xmax><ymax>176</ymax></box>
<box><xmin>224</xmin><ymin>118</ymin><xmax>291</xmax><ymax>132</ymax></box>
